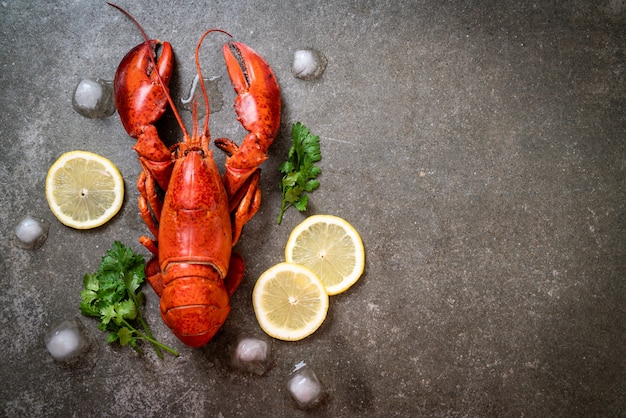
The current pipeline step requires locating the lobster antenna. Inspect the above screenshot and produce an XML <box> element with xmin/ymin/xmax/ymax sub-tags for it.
<box><xmin>195</xmin><ymin>29</ymin><xmax>232</xmax><ymax>137</ymax></box>
<box><xmin>107</xmin><ymin>2</ymin><xmax>190</xmax><ymax>139</ymax></box>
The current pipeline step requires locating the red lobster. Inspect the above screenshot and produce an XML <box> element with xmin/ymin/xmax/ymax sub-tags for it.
<box><xmin>109</xmin><ymin>4</ymin><xmax>281</xmax><ymax>347</ymax></box>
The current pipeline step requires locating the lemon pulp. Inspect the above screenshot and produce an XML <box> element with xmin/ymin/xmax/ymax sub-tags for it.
<box><xmin>253</xmin><ymin>262</ymin><xmax>329</xmax><ymax>341</ymax></box>
<box><xmin>285</xmin><ymin>215</ymin><xmax>365</xmax><ymax>295</ymax></box>
<box><xmin>46</xmin><ymin>151</ymin><xmax>124</xmax><ymax>229</ymax></box>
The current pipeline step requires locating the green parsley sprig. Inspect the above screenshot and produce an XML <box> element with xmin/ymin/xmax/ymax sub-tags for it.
<box><xmin>277</xmin><ymin>122</ymin><xmax>322</xmax><ymax>224</ymax></box>
<box><xmin>80</xmin><ymin>241</ymin><xmax>178</xmax><ymax>358</ymax></box>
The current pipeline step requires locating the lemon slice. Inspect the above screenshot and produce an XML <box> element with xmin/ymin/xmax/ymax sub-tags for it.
<box><xmin>45</xmin><ymin>151</ymin><xmax>124</xmax><ymax>229</ymax></box>
<box><xmin>253</xmin><ymin>262</ymin><xmax>329</xmax><ymax>341</ymax></box>
<box><xmin>285</xmin><ymin>215</ymin><xmax>365</xmax><ymax>295</ymax></box>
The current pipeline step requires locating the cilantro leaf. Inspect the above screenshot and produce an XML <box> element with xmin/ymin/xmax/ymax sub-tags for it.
<box><xmin>79</xmin><ymin>241</ymin><xmax>178</xmax><ymax>358</ymax></box>
<box><xmin>277</xmin><ymin>122</ymin><xmax>322</xmax><ymax>224</ymax></box>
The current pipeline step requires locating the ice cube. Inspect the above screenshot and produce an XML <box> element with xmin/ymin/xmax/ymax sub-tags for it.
<box><xmin>231</xmin><ymin>337</ymin><xmax>271</xmax><ymax>375</ymax></box>
<box><xmin>44</xmin><ymin>319</ymin><xmax>90</xmax><ymax>361</ymax></box>
<box><xmin>286</xmin><ymin>362</ymin><xmax>325</xmax><ymax>409</ymax></box>
<box><xmin>180</xmin><ymin>74</ymin><xmax>223</xmax><ymax>118</ymax></box>
<box><xmin>72</xmin><ymin>78</ymin><xmax>116</xmax><ymax>118</ymax></box>
<box><xmin>14</xmin><ymin>215</ymin><xmax>49</xmax><ymax>250</ymax></box>
<box><xmin>292</xmin><ymin>49</ymin><xmax>327</xmax><ymax>80</ymax></box>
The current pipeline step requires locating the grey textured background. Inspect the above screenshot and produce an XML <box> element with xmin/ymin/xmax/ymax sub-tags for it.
<box><xmin>1</xmin><ymin>1</ymin><xmax>624</xmax><ymax>416</ymax></box>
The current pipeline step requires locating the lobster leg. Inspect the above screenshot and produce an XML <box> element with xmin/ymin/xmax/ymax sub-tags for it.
<box><xmin>224</xmin><ymin>252</ymin><xmax>245</xmax><ymax>296</ymax></box>
<box><xmin>216</xmin><ymin>42</ymin><xmax>281</xmax><ymax>241</ymax></box>
<box><xmin>137</xmin><ymin>171</ymin><xmax>161</xmax><ymax>240</ymax></box>
<box><xmin>214</xmin><ymin>138</ymin><xmax>263</xmax><ymax>244</ymax></box>
<box><xmin>227</xmin><ymin>172</ymin><xmax>262</xmax><ymax>245</ymax></box>
<box><xmin>137</xmin><ymin>170</ymin><xmax>164</xmax><ymax>295</ymax></box>
<box><xmin>144</xmin><ymin>257</ymin><xmax>164</xmax><ymax>296</ymax></box>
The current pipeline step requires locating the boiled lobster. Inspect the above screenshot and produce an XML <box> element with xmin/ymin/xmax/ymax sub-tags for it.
<box><xmin>109</xmin><ymin>3</ymin><xmax>281</xmax><ymax>347</ymax></box>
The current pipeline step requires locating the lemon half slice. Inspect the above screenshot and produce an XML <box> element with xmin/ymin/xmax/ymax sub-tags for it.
<box><xmin>45</xmin><ymin>151</ymin><xmax>124</xmax><ymax>229</ymax></box>
<box><xmin>253</xmin><ymin>262</ymin><xmax>329</xmax><ymax>341</ymax></box>
<box><xmin>285</xmin><ymin>215</ymin><xmax>365</xmax><ymax>295</ymax></box>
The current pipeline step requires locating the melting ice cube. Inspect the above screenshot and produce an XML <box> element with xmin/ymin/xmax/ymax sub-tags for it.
<box><xmin>180</xmin><ymin>74</ymin><xmax>223</xmax><ymax>118</ymax></box>
<box><xmin>14</xmin><ymin>215</ymin><xmax>49</xmax><ymax>250</ymax></box>
<box><xmin>231</xmin><ymin>337</ymin><xmax>271</xmax><ymax>375</ymax></box>
<box><xmin>292</xmin><ymin>49</ymin><xmax>327</xmax><ymax>80</ymax></box>
<box><xmin>72</xmin><ymin>78</ymin><xmax>116</xmax><ymax>118</ymax></box>
<box><xmin>286</xmin><ymin>362</ymin><xmax>325</xmax><ymax>409</ymax></box>
<box><xmin>44</xmin><ymin>319</ymin><xmax>90</xmax><ymax>361</ymax></box>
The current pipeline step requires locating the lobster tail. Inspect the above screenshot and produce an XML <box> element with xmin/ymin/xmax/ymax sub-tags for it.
<box><xmin>160</xmin><ymin>265</ymin><xmax>230</xmax><ymax>348</ymax></box>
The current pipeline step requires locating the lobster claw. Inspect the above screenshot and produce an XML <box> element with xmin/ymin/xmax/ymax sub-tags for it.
<box><xmin>222</xmin><ymin>42</ymin><xmax>281</xmax><ymax>155</ymax></box>
<box><xmin>220</xmin><ymin>42</ymin><xmax>281</xmax><ymax>199</ymax></box>
<box><xmin>114</xmin><ymin>40</ymin><xmax>174</xmax><ymax>138</ymax></box>
<box><xmin>114</xmin><ymin>40</ymin><xmax>175</xmax><ymax>191</ymax></box>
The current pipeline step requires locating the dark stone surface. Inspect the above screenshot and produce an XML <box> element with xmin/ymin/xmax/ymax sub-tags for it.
<box><xmin>1</xmin><ymin>1</ymin><xmax>624</xmax><ymax>416</ymax></box>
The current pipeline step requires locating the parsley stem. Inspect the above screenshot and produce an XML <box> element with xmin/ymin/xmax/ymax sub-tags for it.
<box><xmin>122</xmin><ymin>271</ymin><xmax>167</xmax><ymax>359</ymax></box>
<box><xmin>121</xmin><ymin>319</ymin><xmax>179</xmax><ymax>357</ymax></box>
<box><xmin>277</xmin><ymin>199</ymin><xmax>291</xmax><ymax>224</ymax></box>
<box><xmin>136</xmin><ymin>312</ymin><xmax>164</xmax><ymax>359</ymax></box>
